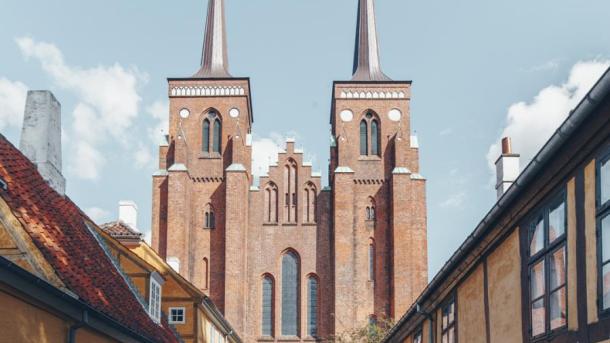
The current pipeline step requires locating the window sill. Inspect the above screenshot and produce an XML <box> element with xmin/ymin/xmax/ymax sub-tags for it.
<box><xmin>282</xmin><ymin>223</ymin><xmax>298</xmax><ymax>227</ymax></box>
<box><xmin>358</xmin><ymin>156</ymin><xmax>381</xmax><ymax>161</ymax></box>
<box><xmin>304</xmin><ymin>336</ymin><xmax>320</xmax><ymax>342</ymax></box>
<box><xmin>263</xmin><ymin>223</ymin><xmax>279</xmax><ymax>226</ymax></box>
<box><xmin>530</xmin><ymin>326</ymin><xmax>568</xmax><ymax>343</ymax></box>
<box><xmin>199</xmin><ymin>153</ymin><xmax>222</xmax><ymax>159</ymax></box>
<box><xmin>302</xmin><ymin>222</ymin><xmax>317</xmax><ymax>226</ymax></box>
<box><xmin>202</xmin><ymin>227</ymin><xmax>215</xmax><ymax>230</ymax></box>
<box><xmin>277</xmin><ymin>336</ymin><xmax>301</xmax><ymax>342</ymax></box>
<box><xmin>257</xmin><ymin>336</ymin><xmax>275</xmax><ymax>342</ymax></box>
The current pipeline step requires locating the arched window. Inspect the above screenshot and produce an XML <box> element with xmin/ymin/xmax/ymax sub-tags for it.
<box><xmin>282</xmin><ymin>251</ymin><xmax>299</xmax><ymax>336</ymax></box>
<box><xmin>203</xmin><ymin>258</ymin><xmax>209</xmax><ymax>290</ymax></box>
<box><xmin>371</xmin><ymin>120</ymin><xmax>379</xmax><ymax>156</ymax></box>
<box><xmin>264</xmin><ymin>182</ymin><xmax>279</xmax><ymax>223</ymax></box>
<box><xmin>366</xmin><ymin>198</ymin><xmax>376</xmax><ymax>221</ymax></box>
<box><xmin>303</xmin><ymin>183</ymin><xmax>316</xmax><ymax>223</ymax></box>
<box><xmin>369</xmin><ymin>240</ymin><xmax>375</xmax><ymax>282</ymax></box>
<box><xmin>212</xmin><ymin>118</ymin><xmax>222</xmax><ymax>153</ymax></box>
<box><xmin>360</xmin><ymin>120</ymin><xmax>368</xmax><ymax>155</ymax></box>
<box><xmin>262</xmin><ymin>275</ymin><xmax>274</xmax><ymax>337</ymax></box>
<box><xmin>307</xmin><ymin>276</ymin><xmax>318</xmax><ymax>337</ymax></box>
<box><xmin>202</xmin><ymin>119</ymin><xmax>210</xmax><ymax>152</ymax></box>
<box><xmin>284</xmin><ymin>160</ymin><xmax>298</xmax><ymax>223</ymax></box>
<box><xmin>204</xmin><ymin>204</ymin><xmax>215</xmax><ymax>229</ymax></box>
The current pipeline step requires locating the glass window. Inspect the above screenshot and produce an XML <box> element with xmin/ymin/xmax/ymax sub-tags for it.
<box><xmin>149</xmin><ymin>278</ymin><xmax>162</xmax><ymax>323</ymax></box>
<box><xmin>598</xmin><ymin>152</ymin><xmax>610</xmax><ymax>314</ymax></box>
<box><xmin>169</xmin><ymin>307</ymin><xmax>185</xmax><ymax>324</ymax></box>
<box><xmin>282</xmin><ymin>252</ymin><xmax>299</xmax><ymax>336</ymax></box>
<box><xmin>527</xmin><ymin>194</ymin><xmax>567</xmax><ymax>337</ymax></box>
<box><xmin>413</xmin><ymin>330</ymin><xmax>422</xmax><ymax>343</ymax></box>
<box><xmin>307</xmin><ymin>277</ymin><xmax>318</xmax><ymax>337</ymax></box>
<box><xmin>441</xmin><ymin>297</ymin><xmax>456</xmax><ymax>343</ymax></box>
<box><xmin>360</xmin><ymin>120</ymin><xmax>368</xmax><ymax>155</ymax></box>
<box><xmin>202</xmin><ymin>119</ymin><xmax>210</xmax><ymax>152</ymax></box>
<box><xmin>371</xmin><ymin>120</ymin><xmax>379</xmax><ymax>156</ymax></box>
<box><xmin>601</xmin><ymin>156</ymin><xmax>610</xmax><ymax>206</ymax></box>
<box><xmin>213</xmin><ymin>118</ymin><xmax>222</xmax><ymax>153</ymax></box>
<box><xmin>262</xmin><ymin>276</ymin><xmax>274</xmax><ymax>337</ymax></box>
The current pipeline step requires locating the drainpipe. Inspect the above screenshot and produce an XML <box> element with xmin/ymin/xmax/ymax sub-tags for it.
<box><xmin>67</xmin><ymin>310</ymin><xmax>89</xmax><ymax>343</ymax></box>
<box><xmin>416</xmin><ymin>303</ymin><xmax>434</xmax><ymax>343</ymax></box>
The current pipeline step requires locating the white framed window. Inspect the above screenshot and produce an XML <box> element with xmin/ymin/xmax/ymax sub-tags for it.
<box><xmin>149</xmin><ymin>277</ymin><xmax>162</xmax><ymax>323</ymax></box>
<box><xmin>169</xmin><ymin>307</ymin><xmax>186</xmax><ymax>324</ymax></box>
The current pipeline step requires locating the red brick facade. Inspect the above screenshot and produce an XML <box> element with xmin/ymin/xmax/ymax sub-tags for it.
<box><xmin>151</xmin><ymin>78</ymin><xmax>427</xmax><ymax>341</ymax></box>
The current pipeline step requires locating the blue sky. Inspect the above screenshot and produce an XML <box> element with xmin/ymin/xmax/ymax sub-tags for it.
<box><xmin>1</xmin><ymin>0</ymin><xmax>610</xmax><ymax>278</ymax></box>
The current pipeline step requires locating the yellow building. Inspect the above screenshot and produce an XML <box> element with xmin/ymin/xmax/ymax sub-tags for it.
<box><xmin>383</xmin><ymin>68</ymin><xmax>610</xmax><ymax>341</ymax></box>
<box><xmin>100</xmin><ymin>219</ymin><xmax>242</xmax><ymax>343</ymax></box>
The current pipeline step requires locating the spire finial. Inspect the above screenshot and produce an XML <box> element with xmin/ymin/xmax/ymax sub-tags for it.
<box><xmin>193</xmin><ymin>0</ymin><xmax>232</xmax><ymax>78</ymax></box>
<box><xmin>352</xmin><ymin>0</ymin><xmax>391</xmax><ymax>81</ymax></box>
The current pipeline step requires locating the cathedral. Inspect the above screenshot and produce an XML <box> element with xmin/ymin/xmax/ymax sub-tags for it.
<box><xmin>150</xmin><ymin>0</ymin><xmax>428</xmax><ymax>341</ymax></box>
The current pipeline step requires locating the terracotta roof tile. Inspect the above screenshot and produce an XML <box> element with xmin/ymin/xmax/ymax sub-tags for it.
<box><xmin>0</xmin><ymin>135</ymin><xmax>178</xmax><ymax>343</ymax></box>
<box><xmin>101</xmin><ymin>221</ymin><xmax>144</xmax><ymax>240</ymax></box>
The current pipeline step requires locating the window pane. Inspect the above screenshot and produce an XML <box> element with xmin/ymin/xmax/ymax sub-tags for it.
<box><xmin>441</xmin><ymin>334</ymin><xmax>448</xmax><ymax>343</ymax></box>
<box><xmin>442</xmin><ymin>308</ymin><xmax>447</xmax><ymax>329</ymax></box>
<box><xmin>530</xmin><ymin>216</ymin><xmax>545</xmax><ymax>256</ymax></box>
<box><xmin>282</xmin><ymin>253</ymin><xmax>298</xmax><ymax>336</ymax></box>
<box><xmin>602</xmin><ymin>215</ymin><xmax>610</xmax><ymax>263</ymax></box>
<box><xmin>308</xmin><ymin>278</ymin><xmax>318</xmax><ymax>336</ymax></box>
<box><xmin>262</xmin><ymin>277</ymin><xmax>273</xmax><ymax>336</ymax></box>
<box><xmin>550</xmin><ymin>286</ymin><xmax>567</xmax><ymax>330</ymax></box>
<box><xmin>531</xmin><ymin>298</ymin><xmax>545</xmax><ymax>337</ymax></box>
<box><xmin>549</xmin><ymin>200</ymin><xmax>566</xmax><ymax>243</ymax></box>
<box><xmin>530</xmin><ymin>261</ymin><xmax>545</xmax><ymax>300</ymax></box>
<box><xmin>371</xmin><ymin>120</ymin><xmax>379</xmax><ymax>156</ymax></box>
<box><xmin>448</xmin><ymin>327</ymin><xmax>455</xmax><ymax>343</ymax></box>
<box><xmin>202</xmin><ymin>120</ymin><xmax>210</xmax><ymax>152</ymax></box>
<box><xmin>602</xmin><ymin>158</ymin><xmax>610</xmax><ymax>205</ymax></box>
<box><xmin>360</xmin><ymin>121</ymin><xmax>368</xmax><ymax>155</ymax></box>
<box><xmin>549</xmin><ymin>246</ymin><xmax>566</xmax><ymax>290</ymax></box>
<box><xmin>213</xmin><ymin>119</ymin><xmax>221</xmax><ymax>153</ymax></box>
<box><xmin>603</xmin><ymin>263</ymin><xmax>610</xmax><ymax>310</ymax></box>
<box><xmin>448</xmin><ymin>301</ymin><xmax>454</xmax><ymax>325</ymax></box>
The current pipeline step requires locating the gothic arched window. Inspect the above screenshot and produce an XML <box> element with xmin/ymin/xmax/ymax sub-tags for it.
<box><xmin>212</xmin><ymin>118</ymin><xmax>222</xmax><ymax>153</ymax></box>
<box><xmin>303</xmin><ymin>182</ymin><xmax>316</xmax><ymax>223</ymax></box>
<box><xmin>282</xmin><ymin>251</ymin><xmax>299</xmax><ymax>336</ymax></box>
<box><xmin>264</xmin><ymin>182</ymin><xmax>279</xmax><ymax>223</ymax></box>
<box><xmin>366</xmin><ymin>197</ymin><xmax>376</xmax><ymax>221</ymax></box>
<box><xmin>284</xmin><ymin>160</ymin><xmax>298</xmax><ymax>223</ymax></box>
<box><xmin>360</xmin><ymin>111</ymin><xmax>381</xmax><ymax>156</ymax></box>
<box><xmin>203</xmin><ymin>257</ymin><xmax>209</xmax><ymax>290</ymax></box>
<box><xmin>371</xmin><ymin>120</ymin><xmax>380</xmax><ymax>156</ymax></box>
<box><xmin>202</xmin><ymin>119</ymin><xmax>210</xmax><ymax>152</ymax></box>
<box><xmin>307</xmin><ymin>276</ymin><xmax>319</xmax><ymax>337</ymax></box>
<box><xmin>360</xmin><ymin>120</ymin><xmax>368</xmax><ymax>156</ymax></box>
<box><xmin>204</xmin><ymin>204</ymin><xmax>215</xmax><ymax>229</ymax></box>
<box><xmin>262</xmin><ymin>275</ymin><xmax>274</xmax><ymax>337</ymax></box>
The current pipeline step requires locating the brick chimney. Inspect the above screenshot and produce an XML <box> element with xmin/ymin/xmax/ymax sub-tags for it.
<box><xmin>495</xmin><ymin>137</ymin><xmax>520</xmax><ymax>199</ymax></box>
<box><xmin>19</xmin><ymin>91</ymin><xmax>65</xmax><ymax>195</ymax></box>
<box><xmin>118</xmin><ymin>200</ymin><xmax>139</xmax><ymax>231</ymax></box>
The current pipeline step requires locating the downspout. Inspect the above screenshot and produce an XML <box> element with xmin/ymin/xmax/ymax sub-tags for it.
<box><xmin>416</xmin><ymin>303</ymin><xmax>434</xmax><ymax>343</ymax></box>
<box><xmin>67</xmin><ymin>310</ymin><xmax>89</xmax><ymax>343</ymax></box>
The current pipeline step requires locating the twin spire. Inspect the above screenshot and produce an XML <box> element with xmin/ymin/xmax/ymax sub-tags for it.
<box><xmin>193</xmin><ymin>0</ymin><xmax>390</xmax><ymax>81</ymax></box>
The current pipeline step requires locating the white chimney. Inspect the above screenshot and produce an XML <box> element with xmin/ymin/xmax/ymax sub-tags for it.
<box><xmin>495</xmin><ymin>137</ymin><xmax>520</xmax><ymax>199</ymax></box>
<box><xmin>118</xmin><ymin>200</ymin><xmax>139</xmax><ymax>231</ymax></box>
<box><xmin>19</xmin><ymin>91</ymin><xmax>65</xmax><ymax>195</ymax></box>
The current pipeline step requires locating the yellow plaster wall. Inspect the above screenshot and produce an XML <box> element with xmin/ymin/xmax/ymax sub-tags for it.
<box><xmin>585</xmin><ymin>161</ymin><xmax>598</xmax><ymax>324</ymax></box>
<box><xmin>567</xmin><ymin>178</ymin><xmax>578</xmax><ymax>330</ymax></box>
<box><xmin>75</xmin><ymin>328</ymin><xmax>118</xmax><ymax>343</ymax></box>
<box><xmin>163</xmin><ymin>301</ymin><xmax>195</xmax><ymax>339</ymax></box>
<box><xmin>457</xmin><ymin>263</ymin><xmax>486</xmax><ymax>343</ymax></box>
<box><xmin>487</xmin><ymin>229</ymin><xmax>523</xmax><ymax>343</ymax></box>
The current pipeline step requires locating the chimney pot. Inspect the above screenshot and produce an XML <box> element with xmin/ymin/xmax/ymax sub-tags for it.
<box><xmin>501</xmin><ymin>137</ymin><xmax>512</xmax><ymax>155</ymax></box>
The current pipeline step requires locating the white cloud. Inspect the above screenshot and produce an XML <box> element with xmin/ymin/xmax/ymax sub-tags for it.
<box><xmin>251</xmin><ymin>133</ymin><xmax>284</xmax><ymax>177</ymax></box>
<box><xmin>85</xmin><ymin>206</ymin><xmax>111</xmax><ymax>224</ymax></box>
<box><xmin>16</xmin><ymin>36</ymin><xmax>147</xmax><ymax>180</ymax></box>
<box><xmin>439</xmin><ymin>128</ymin><xmax>453</xmax><ymax>136</ymax></box>
<box><xmin>524</xmin><ymin>59</ymin><xmax>561</xmax><ymax>72</ymax></box>
<box><xmin>146</xmin><ymin>100</ymin><xmax>169</xmax><ymax>143</ymax></box>
<box><xmin>487</xmin><ymin>60</ymin><xmax>610</xmax><ymax>172</ymax></box>
<box><xmin>0</xmin><ymin>78</ymin><xmax>28</xmax><ymax>130</ymax></box>
<box><xmin>134</xmin><ymin>143</ymin><xmax>154</xmax><ymax>169</ymax></box>
<box><xmin>440</xmin><ymin>192</ymin><xmax>466</xmax><ymax>208</ymax></box>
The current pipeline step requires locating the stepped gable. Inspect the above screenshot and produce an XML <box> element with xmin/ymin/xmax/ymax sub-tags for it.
<box><xmin>0</xmin><ymin>134</ymin><xmax>178</xmax><ymax>343</ymax></box>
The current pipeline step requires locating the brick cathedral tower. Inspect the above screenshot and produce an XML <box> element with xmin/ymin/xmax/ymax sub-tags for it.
<box><xmin>329</xmin><ymin>0</ymin><xmax>428</xmax><ymax>332</ymax></box>
<box><xmin>152</xmin><ymin>0</ymin><xmax>427</xmax><ymax>340</ymax></box>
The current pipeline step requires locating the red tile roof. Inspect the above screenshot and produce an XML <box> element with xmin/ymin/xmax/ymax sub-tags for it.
<box><xmin>101</xmin><ymin>221</ymin><xmax>144</xmax><ymax>240</ymax></box>
<box><xmin>0</xmin><ymin>135</ymin><xmax>178</xmax><ymax>343</ymax></box>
